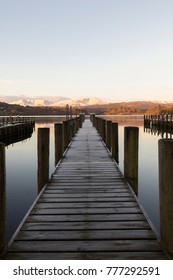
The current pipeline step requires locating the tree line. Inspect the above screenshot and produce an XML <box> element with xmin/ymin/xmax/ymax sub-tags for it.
<box><xmin>0</xmin><ymin>101</ymin><xmax>173</xmax><ymax>116</ymax></box>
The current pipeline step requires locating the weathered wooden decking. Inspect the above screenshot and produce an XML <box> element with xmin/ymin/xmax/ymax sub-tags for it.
<box><xmin>4</xmin><ymin>119</ymin><xmax>167</xmax><ymax>259</ymax></box>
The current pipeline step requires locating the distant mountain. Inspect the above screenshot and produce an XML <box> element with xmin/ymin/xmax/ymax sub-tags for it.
<box><xmin>52</xmin><ymin>97</ymin><xmax>108</xmax><ymax>107</ymax></box>
<box><xmin>0</xmin><ymin>95</ymin><xmax>108</xmax><ymax>107</ymax></box>
<box><xmin>1</xmin><ymin>99</ymin><xmax>173</xmax><ymax>116</ymax></box>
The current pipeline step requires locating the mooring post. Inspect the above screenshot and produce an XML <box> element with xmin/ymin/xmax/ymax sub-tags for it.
<box><xmin>170</xmin><ymin>114</ymin><xmax>173</xmax><ymax>130</ymax></box>
<box><xmin>102</xmin><ymin>119</ymin><xmax>106</xmax><ymax>143</ymax></box>
<box><xmin>54</xmin><ymin>123</ymin><xmax>63</xmax><ymax>165</ymax></box>
<box><xmin>112</xmin><ymin>122</ymin><xmax>119</xmax><ymax>163</ymax></box>
<box><xmin>166</xmin><ymin>114</ymin><xmax>169</xmax><ymax>129</ymax></box>
<box><xmin>90</xmin><ymin>113</ymin><xmax>95</xmax><ymax>123</ymax></box>
<box><xmin>37</xmin><ymin>128</ymin><xmax>50</xmax><ymax>193</ymax></box>
<box><xmin>124</xmin><ymin>126</ymin><xmax>139</xmax><ymax>194</ymax></box>
<box><xmin>66</xmin><ymin>104</ymin><xmax>69</xmax><ymax>120</ymax></box>
<box><xmin>158</xmin><ymin>115</ymin><xmax>160</xmax><ymax>128</ymax></box>
<box><xmin>95</xmin><ymin>116</ymin><xmax>98</xmax><ymax>129</ymax></box>
<box><xmin>69</xmin><ymin>119</ymin><xmax>74</xmax><ymax>141</ymax></box>
<box><xmin>99</xmin><ymin>118</ymin><xmax>102</xmax><ymax>138</ymax></box>
<box><xmin>99</xmin><ymin>118</ymin><xmax>102</xmax><ymax>136</ymax></box>
<box><xmin>93</xmin><ymin>115</ymin><xmax>97</xmax><ymax>128</ymax></box>
<box><xmin>97</xmin><ymin>117</ymin><xmax>100</xmax><ymax>134</ymax></box>
<box><xmin>161</xmin><ymin>114</ymin><xmax>164</xmax><ymax>128</ymax></box>
<box><xmin>79</xmin><ymin>114</ymin><xmax>83</xmax><ymax>128</ymax></box>
<box><xmin>70</xmin><ymin>106</ymin><xmax>72</xmax><ymax>119</ymax></box>
<box><xmin>159</xmin><ymin>139</ymin><xmax>173</xmax><ymax>254</ymax></box>
<box><xmin>74</xmin><ymin>118</ymin><xmax>78</xmax><ymax>134</ymax></box>
<box><xmin>0</xmin><ymin>143</ymin><xmax>6</xmax><ymax>255</ymax></box>
<box><xmin>62</xmin><ymin>120</ymin><xmax>69</xmax><ymax>152</ymax></box>
<box><xmin>106</xmin><ymin>120</ymin><xmax>112</xmax><ymax>152</ymax></box>
<box><xmin>92</xmin><ymin>114</ymin><xmax>95</xmax><ymax>126</ymax></box>
<box><xmin>71</xmin><ymin>119</ymin><xmax>75</xmax><ymax>138</ymax></box>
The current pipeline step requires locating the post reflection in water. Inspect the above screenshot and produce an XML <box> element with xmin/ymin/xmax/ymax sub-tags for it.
<box><xmin>0</xmin><ymin>143</ymin><xmax>6</xmax><ymax>255</ymax></box>
<box><xmin>0</xmin><ymin>127</ymin><xmax>34</xmax><ymax>255</ymax></box>
<box><xmin>144</xmin><ymin>125</ymin><xmax>173</xmax><ymax>139</ymax></box>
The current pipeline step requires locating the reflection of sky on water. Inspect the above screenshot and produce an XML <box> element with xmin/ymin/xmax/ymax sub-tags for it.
<box><xmin>104</xmin><ymin>116</ymin><xmax>161</xmax><ymax>234</ymax></box>
<box><xmin>3</xmin><ymin>115</ymin><xmax>164</xmax><ymax>242</ymax></box>
<box><xmin>6</xmin><ymin>135</ymin><xmax>37</xmax><ymax>240</ymax></box>
<box><xmin>138</xmin><ymin>128</ymin><xmax>160</xmax><ymax>234</ymax></box>
<box><xmin>5</xmin><ymin>120</ymin><xmax>59</xmax><ymax>240</ymax></box>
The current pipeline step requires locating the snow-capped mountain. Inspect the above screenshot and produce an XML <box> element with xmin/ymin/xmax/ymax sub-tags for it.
<box><xmin>1</xmin><ymin>95</ymin><xmax>108</xmax><ymax>107</ymax></box>
<box><xmin>52</xmin><ymin>97</ymin><xmax>108</xmax><ymax>107</ymax></box>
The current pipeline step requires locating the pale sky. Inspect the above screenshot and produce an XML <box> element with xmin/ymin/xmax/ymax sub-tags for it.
<box><xmin>0</xmin><ymin>0</ymin><xmax>173</xmax><ymax>102</ymax></box>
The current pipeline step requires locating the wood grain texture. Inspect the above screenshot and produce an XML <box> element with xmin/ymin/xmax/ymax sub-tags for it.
<box><xmin>4</xmin><ymin>118</ymin><xmax>167</xmax><ymax>260</ymax></box>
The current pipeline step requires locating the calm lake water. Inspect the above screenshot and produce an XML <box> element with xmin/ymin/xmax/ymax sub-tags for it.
<box><xmin>1</xmin><ymin>115</ymin><xmax>171</xmax><ymax>245</ymax></box>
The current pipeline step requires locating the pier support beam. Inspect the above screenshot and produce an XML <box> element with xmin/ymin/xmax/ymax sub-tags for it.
<box><xmin>124</xmin><ymin>126</ymin><xmax>139</xmax><ymax>194</ymax></box>
<box><xmin>37</xmin><ymin>128</ymin><xmax>50</xmax><ymax>193</ymax></box>
<box><xmin>159</xmin><ymin>139</ymin><xmax>173</xmax><ymax>254</ymax></box>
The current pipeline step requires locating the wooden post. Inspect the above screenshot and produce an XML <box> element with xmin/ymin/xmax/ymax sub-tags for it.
<box><xmin>66</xmin><ymin>104</ymin><xmax>69</xmax><ymax>120</ymax></box>
<box><xmin>62</xmin><ymin>120</ymin><xmax>69</xmax><ymax>152</ymax></box>
<box><xmin>106</xmin><ymin>120</ymin><xmax>112</xmax><ymax>152</ymax></box>
<box><xmin>92</xmin><ymin>114</ymin><xmax>95</xmax><ymax>125</ymax></box>
<box><xmin>124</xmin><ymin>126</ymin><xmax>139</xmax><ymax>194</ymax></box>
<box><xmin>74</xmin><ymin>118</ymin><xmax>78</xmax><ymax>134</ymax></box>
<box><xmin>102</xmin><ymin>119</ymin><xmax>106</xmax><ymax>143</ymax></box>
<box><xmin>158</xmin><ymin>115</ymin><xmax>160</xmax><ymax>128</ymax></box>
<box><xmin>54</xmin><ymin>123</ymin><xmax>63</xmax><ymax>165</ymax></box>
<box><xmin>97</xmin><ymin>117</ymin><xmax>100</xmax><ymax>134</ymax></box>
<box><xmin>99</xmin><ymin>118</ymin><xmax>102</xmax><ymax>138</ymax></box>
<box><xmin>37</xmin><ymin>128</ymin><xmax>50</xmax><ymax>193</ymax></box>
<box><xmin>90</xmin><ymin>113</ymin><xmax>95</xmax><ymax>123</ymax></box>
<box><xmin>170</xmin><ymin>114</ymin><xmax>172</xmax><ymax>130</ymax></box>
<box><xmin>159</xmin><ymin>139</ymin><xmax>173</xmax><ymax>254</ymax></box>
<box><xmin>112</xmin><ymin>122</ymin><xmax>119</xmax><ymax>163</ymax></box>
<box><xmin>70</xmin><ymin>106</ymin><xmax>72</xmax><ymax>119</ymax></box>
<box><xmin>93</xmin><ymin>115</ymin><xmax>96</xmax><ymax>128</ymax></box>
<box><xmin>166</xmin><ymin>114</ymin><xmax>168</xmax><ymax>129</ymax></box>
<box><xmin>79</xmin><ymin>114</ymin><xmax>83</xmax><ymax>128</ymax></box>
<box><xmin>99</xmin><ymin>118</ymin><xmax>102</xmax><ymax>136</ymax></box>
<box><xmin>161</xmin><ymin>114</ymin><xmax>164</xmax><ymax>128</ymax></box>
<box><xmin>69</xmin><ymin>119</ymin><xmax>73</xmax><ymax>139</ymax></box>
<box><xmin>68</xmin><ymin>119</ymin><xmax>73</xmax><ymax>141</ymax></box>
<box><xmin>0</xmin><ymin>143</ymin><xmax>6</xmax><ymax>254</ymax></box>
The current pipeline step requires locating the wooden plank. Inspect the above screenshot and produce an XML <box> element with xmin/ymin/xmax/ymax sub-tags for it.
<box><xmin>43</xmin><ymin>192</ymin><xmax>132</xmax><ymax>196</ymax></box>
<box><xmin>47</xmin><ymin>184</ymin><xmax>130</xmax><ymax>188</ymax></box>
<box><xmin>8</xmin><ymin>240</ymin><xmax>162</xmax><ymax>252</ymax></box>
<box><xmin>26</xmin><ymin>213</ymin><xmax>146</xmax><ymax>222</ymax></box>
<box><xmin>34</xmin><ymin>202</ymin><xmax>138</xmax><ymax>208</ymax></box>
<box><xmin>44</xmin><ymin>188</ymin><xmax>130</xmax><ymax>193</ymax></box>
<box><xmin>22</xmin><ymin>221</ymin><xmax>150</xmax><ymax>230</ymax></box>
<box><xmin>5</xmin><ymin>251</ymin><xmax>167</xmax><ymax>260</ymax></box>
<box><xmin>39</xmin><ymin>197</ymin><xmax>136</xmax><ymax>202</ymax></box>
<box><xmin>16</xmin><ymin>229</ymin><xmax>156</xmax><ymax>240</ymax></box>
<box><xmin>51</xmin><ymin>178</ymin><xmax>125</xmax><ymax>181</ymax></box>
<box><xmin>30</xmin><ymin>207</ymin><xmax>142</xmax><ymax>214</ymax></box>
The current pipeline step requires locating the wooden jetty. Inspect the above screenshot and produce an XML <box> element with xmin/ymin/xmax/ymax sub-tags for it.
<box><xmin>3</xmin><ymin>118</ymin><xmax>168</xmax><ymax>259</ymax></box>
<box><xmin>0</xmin><ymin>117</ymin><xmax>35</xmax><ymax>145</ymax></box>
<box><xmin>144</xmin><ymin>114</ymin><xmax>173</xmax><ymax>131</ymax></box>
